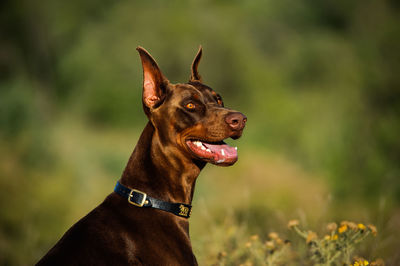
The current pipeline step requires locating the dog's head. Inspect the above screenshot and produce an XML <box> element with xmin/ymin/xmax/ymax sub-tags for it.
<box><xmin>137</xmin><ymin>46</ymin><xmax>246</xmax><ymax>166</ymax></box>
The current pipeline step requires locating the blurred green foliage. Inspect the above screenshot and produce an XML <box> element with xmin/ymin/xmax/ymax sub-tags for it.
<box><xmin>1</xmin><ymin>0</ymin><xmax>399</xmax><ymax>264</ymax></box>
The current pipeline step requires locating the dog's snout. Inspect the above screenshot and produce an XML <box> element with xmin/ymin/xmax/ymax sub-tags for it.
<box><xmin>225</xmin><ymin>112</ymin><xmax>247</xmax><ymax>131</ymax></box>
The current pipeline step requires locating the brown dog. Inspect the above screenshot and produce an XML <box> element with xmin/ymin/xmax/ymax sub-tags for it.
<box><xmin>37</xmin><ymin>46</ymin><xmax>246</xmax><ymax>265</ymax></box>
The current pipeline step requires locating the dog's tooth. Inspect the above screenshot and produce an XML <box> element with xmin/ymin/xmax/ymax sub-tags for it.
<box><xmin>221</xmin><ymin>149</ymin><xmax>225</xmax><ymax>156</ymax></box>
<box><xmin>193</xmin><ymin>141</ymin><xmax>200</xmax><ymax>147</ymax></box>
<box><xmin>201</xmin><ymin>146</ymin><xmax>206</xmax><ymax>150</ymax></box>
<box><xmin>206</xmin><ymin>148</ymin><xmax>211</xmax><ymax>153</ymax></box>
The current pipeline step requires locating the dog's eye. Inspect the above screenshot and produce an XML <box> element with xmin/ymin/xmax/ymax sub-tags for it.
<box><xmin>185</xmin><ymin>103</ymin><xmax>195</xmax><ymax>109</ymax></box>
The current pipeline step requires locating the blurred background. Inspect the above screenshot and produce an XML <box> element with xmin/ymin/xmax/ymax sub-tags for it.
<box><xmin>1</xmin><ymin>0</ymin><xmax>400</xmax><ymax>264</ymax></box>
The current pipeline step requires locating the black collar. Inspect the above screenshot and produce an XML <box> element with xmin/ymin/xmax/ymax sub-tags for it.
<box><xmin>114</xmin><ymin>181</ymin><xmax>192</xmax><ymax>218</ymax></box>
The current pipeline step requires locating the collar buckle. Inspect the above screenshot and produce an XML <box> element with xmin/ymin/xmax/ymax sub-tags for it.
<box><xmin>114</xmin><ymin>181</ymin><xmax>192</xmax><ymax>219</ymax></box>
<box><xmin>128</xmin><ymin>189</ymin><xmax>147</xmax><ymax>207</ymax></box>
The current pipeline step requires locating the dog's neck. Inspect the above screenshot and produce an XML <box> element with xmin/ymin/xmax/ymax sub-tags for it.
<box><xmin>120</xmin><ymin>122</ymin><xmax>205</xmax><ymax>205</ymax></box>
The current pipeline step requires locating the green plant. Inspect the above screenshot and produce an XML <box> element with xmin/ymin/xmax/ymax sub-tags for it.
<box><xmin>214</xmin><ymin>232</ymin><xmax>292</xmax><ymax>266</ymax></box>
<box><xmin>288</xmin><ymin>220</ymin><xmax>381</xmax><ymax>266</ymax></box>
<box><xmin>210</xmin><ymin>219</ymin><xmax>382</xmax><ymax>266</ymax></box>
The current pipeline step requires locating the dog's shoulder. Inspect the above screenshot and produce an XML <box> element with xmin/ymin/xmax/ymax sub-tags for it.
<box><xmin>37</xmin><ymin>196</ymin><xmax>143</xmax><ymax>265</ymax></box>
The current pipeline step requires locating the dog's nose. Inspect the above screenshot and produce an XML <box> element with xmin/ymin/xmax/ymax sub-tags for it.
<box><xmin>225</xmin><ymin>112</ymin><xmax>247</xmax><ymax>131</ymax></box>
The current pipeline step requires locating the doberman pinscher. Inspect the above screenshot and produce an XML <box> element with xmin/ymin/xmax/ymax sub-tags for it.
<box><xmin>37</xmin><ymin>46</ymin><xmax>246</xmax><ymax>265</ymax></box>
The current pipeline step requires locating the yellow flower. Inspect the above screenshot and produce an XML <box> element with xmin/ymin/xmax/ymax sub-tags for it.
<box><xmin>268</xmin><ymin>232</ymin><xmax>279</xmax><ymax>240</ymax></box>
<box><xmin>288</xmin><ymin>219</ymin><xmax>300</xmax><ymax>228</ymax></box>
<box><xmin>361</xmin><ymin>260</ymin><xmax>369</xmax><ymax>266</ymax></box>
<box><xmin>353</xmin><ymin>258</ymin><xmax>369</xmax><ymax>266</ymax></box>
<box><xmin>338</xmin><ymin>224</ymin><xmax>348</xmax><ymax>234</ymax></box>
<box><xmin>368</xmin><ymin>224</ymin><xmax>378</xmax><ymax>236</ymax></box>
<box><xmin>326</xmin><ymin>222</ymin><xmax>337</xmax><ymax>232</ymax></box>
<box><xmin>250</xmin><ymin>234</ymin><xmax>259</xmax><ymax>241</ymax></box>
<box><xmin>324</xmin><ymin>234</ymin><xmax>338</xmax><ymax>240</ymax></box>
<box><xmin>347</xmin><ymin>222</ymin><xmax>358</xmax><ymax>230</ymax></box>
<box><xmin>370</xmin><ymin>258</ymin><xmax>385</xmax><ymax>266</ymax></box>
<box><xmin>306</xmin><ymin>231</ymin><xmax>318</xmax><ymax>243</ymax></box>
<box><xmin>341</xmin><ymin>220</ymin><xmax>350</xmax><ymax>226</ymax></box>
<box><xmin>358</xmin><ymin>223</ymin><xmax>366</xmax><ymax>230</ymax></box>
<box><xmin>245</xmin><ymin>242</ymin><xmax>252</xmax><ymax>248</ymax></box>
<box><xmin>265</xmin><ymin>240</ymin><xmax>275</xmax><ymax>249</ymax></box>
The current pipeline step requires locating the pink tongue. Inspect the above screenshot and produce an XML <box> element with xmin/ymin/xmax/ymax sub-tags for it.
<box><xmin>202</xmin><ymin>142</ymin><xmax>237</xmax><ymax>161</ymax></box>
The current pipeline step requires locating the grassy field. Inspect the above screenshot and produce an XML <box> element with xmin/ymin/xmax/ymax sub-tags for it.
<box><xmin>1</xmin><ymin>115</ymin><xmax>399</xmax><ymax>265</ymax></box>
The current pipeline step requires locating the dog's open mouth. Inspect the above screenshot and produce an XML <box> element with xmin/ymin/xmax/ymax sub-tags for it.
<box><xmin>186</xmin><ymin>139</ymin><xmax>238</xmax><ymax>165</ymax></box>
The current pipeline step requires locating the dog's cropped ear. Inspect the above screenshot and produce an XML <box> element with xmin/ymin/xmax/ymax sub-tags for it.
<box><xmin>137</xmin><ymin>46</ymin><xmax>168</xmax><ymax>110</ymax></box>
<box><xmin>189</xmin><ymin>45</ymin><xmax>202</xmax><ymax>82</ymax></box>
